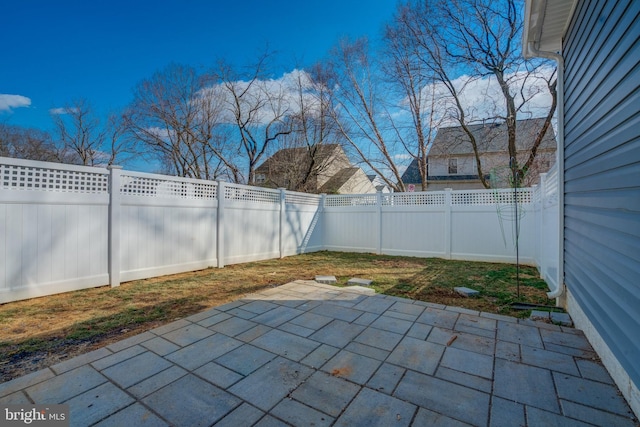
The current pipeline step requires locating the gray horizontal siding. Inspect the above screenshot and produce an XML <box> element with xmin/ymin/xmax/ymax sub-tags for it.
<box><xmin>563</xmin><ymin>0</ymin><xmax>640</xmax><ymax>387</ymax></box>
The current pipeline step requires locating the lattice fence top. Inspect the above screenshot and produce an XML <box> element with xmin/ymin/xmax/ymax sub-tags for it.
<box><xmin>121</xmin><ymin>174</ymin><xmax>217</xmax><ymax>199</ymax></box>
<box><xmin>1</xmin><ymin>157</ymin><xmax>544</xmax><ymax>209</ymax></box>
<box><xmin>325</xmin><ymin>194</ymin><xmax>378</xmax><ymax>207</ymax></box>
<box><xmin>285</xmin><ymin>192</ymin><xmax>321</xmax><ymax>206</ymax></box>
<box><xmin>224</xmin><ymin>184</ymin><xmax>280</xmax><ymax>204</ymax></box>
<box><xmin>384</xmin><ymin>192</ymin><xmax>446</xmax><ymax>206</ymax></box>
<box><xmin>451</xmin><ymin>188</ymin><xmax>533</xmax><ymax>205</ymax></box>
<box><xmin>324</xmin><ymin>189</ymin><xmax>534</xmax><ymax>207</ymax></box>
<box><xmin>0</xmin><ymin>162</ymin><xmax>109</xmax><ymax>193</ymax></box>
<box><xmin>532</xmin><ymin>185</ymin><xmax>542</xmax><ymax>203</ymax></box>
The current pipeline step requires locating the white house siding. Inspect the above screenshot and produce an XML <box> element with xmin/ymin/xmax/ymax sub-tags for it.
<box><xmin>428</xmin><ymin>151</ymin><xmax>556</xmax><ymax>190</ymax></box>
<box><xmin>562</xmin><ymin>0</ymin><xmax>640</xmax><ymax>413</ymax></box>
<box><xmin>337</xmin><ymin>169</ymin><xmax>377</xmax><ymax>194</ymax></box>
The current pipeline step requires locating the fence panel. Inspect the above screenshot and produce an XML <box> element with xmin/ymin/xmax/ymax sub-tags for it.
<box><xmin>533</xmin><ymin>165</ymin><xmax>560</xmax><ymax>292</ymax></box>
<box><xmin>323</xmin><ymin>188</ymin><xmax>538</xmax><ymax>264</ymax></box>
<box><xmin>222</xmin><ymin>183</ymin><xmax>281</xmax><ymax>264</ymax></box>
<box><xmin>378</xmin><ymin>192</ymin><xmax>447</xmax><ymax>257</ymax></box>
<box><xmin>282</xmin><ymin>192</ymin><xmax>323</xmax><ymax>257</ymax></box>
<box><xmin>449</xmin><ymin>204</ymin><xmax>535</xmax><ymax>263</ymax></box>
<box><xmin>118</xmin><ymin>170</ymin><xmax>218</xmax><ymax>283</ymax></box>
<box><xmin>323</xmin><ymin>196</ymin><xmax>378</xmax><ymax>252</ymax></box>
<box><xmin>380</xmin><ymin>206</ymin><xmax>448</xmax><ymax>257</ymax></box>
<box><xmin>449</xmin><ymin>188</ymin><xmax>534</xmax><ymax>263</ymax></box>
<box><xmin>0</xmin><ymin>158</ymin><xmax>110</xmax><ymax>303</ymax></box>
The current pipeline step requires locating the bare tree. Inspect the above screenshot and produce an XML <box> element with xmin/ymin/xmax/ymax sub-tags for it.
<box><xmin>327</xmin><ymin>38</ymin><xmax>408</xmax><ymax>192</ymax></box>
<box><xmin>262</xmin><ymin>64</ymin><xmax>344</xmax><ymax>192</ymax></box>
<box><xmin>0</xmin><ymin>123</ymin><xmax>59</xmax><ymax>162</ymax></box>
<box><xmin>124</xmin><ymin>63</ymin><xmax>239</xmax><ymax>180</ymax></box>
<box><xmin>50</xmin><ymin>98</ymin><xmax>132</xmax><ymax>167</ymax></box>
<box><xmin>211</xmin><ymin>53</ymin><xmax>294</xmax><ymax>184</ymax></box>
<box><xmin>383</xmin><ymin>19</ymin><xmax>451</xmax><ymax>190</ymax></box>
<box><xmin>391</xmin><ymin>0</ymin><xmax>557</xmax><ymax>188</ymax></box>
<box><xmin>51</xmin><ymin>99</ymin><xmax>108</xmax><ymax>166</ymax></box>
<box><xmin>103</xmin><ymin>112</ymin><xmax>136</xmax><ymax>167</ymax></box>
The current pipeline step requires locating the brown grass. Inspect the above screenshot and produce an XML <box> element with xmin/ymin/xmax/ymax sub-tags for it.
<box><xmin>0</xmin><ymin>251</ymin><xmax>551</xmax><ymax>381</ymax></box>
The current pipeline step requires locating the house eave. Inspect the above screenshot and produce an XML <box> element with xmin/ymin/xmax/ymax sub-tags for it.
<box><xmin>523</xmin><ymin>0</ymin><xmax>578</xmax><ymax>57</ymax></box>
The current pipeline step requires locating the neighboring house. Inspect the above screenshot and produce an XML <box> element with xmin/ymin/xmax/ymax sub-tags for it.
<box><xmin>254</xmin><ymin>144</ymin><xmax>376</xmax><ymax>194</ymax></box>
<box><xmin>367</xmin><ymin>174</ymin><xmax>393</xmax><ymax>193</ymax></box>
<box><xmin>318</xmin><ymin>167</ymin><xmax>376</xmax><ymax>194</ymax></box>
<box><xmin>402</xmin><ymin>118</ymin><xmax>557</xmax><ymax>190</ymax></box>
<box><xmin>398</xmin><ymin>161</ymin><xmax>425</xmax><ymax>192</ymax></box>
<box><xmin>524</xmin><ymin>0</ymin><xmax>639</xmax><ymax>417</ymax></box>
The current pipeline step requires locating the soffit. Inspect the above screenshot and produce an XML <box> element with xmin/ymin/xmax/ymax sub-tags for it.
<box><xmin>524</xmin><ymin>0</ymin><xmax>577</xmax><ymax>53</ymax></box>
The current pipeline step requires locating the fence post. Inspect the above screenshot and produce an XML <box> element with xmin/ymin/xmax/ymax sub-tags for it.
<box><xmin>376</xmin><ymin>190</ymin><xmax>382</xmax><ymax>255</ymax></box>
<box><xmin>279</xmin><ymin>188</ymin><xmax>286</xmax><ymax>258</ymax></box>
<box><xmin>444</xmin><ymin>188</ymin><xmax>452</xmax><ymax>259</ymax></box>
<box><xmin>538</xmin><ymin>173</ymin><xmax>547</xmax><ymax>276</ymax></box>
<box><xmin>217</xmin><ymin>181</ymin><xmax>225</xmax><ymax>268</ymax></box>
<box><xmin>108</xmin><ymin>165</ymin><xmax>123</xmax><ymax>287</ymax></box>
<box><xmin>320</xmin><ymin>194</ymin><xmax>326</xmax><ymax>250</ymax></box>
<box><xmin>539</xmin><ymin>173</ymin><xmax>547</xmax><ymax>205</ymax></box>
<box><xmin>531</xmin><ymin>185</ymin><xmax>537</xmax><ymax>268</ymax></box>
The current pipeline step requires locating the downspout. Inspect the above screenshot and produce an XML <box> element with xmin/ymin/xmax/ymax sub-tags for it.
<box><xmin>524</xmin><ymin>41</ymin><xmax>566</xmax><ymax>301</ymax></box>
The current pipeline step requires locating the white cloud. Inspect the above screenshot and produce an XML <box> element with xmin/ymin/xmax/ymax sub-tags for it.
<box><xmin>145</xmin><ymin>126</ymin><xmax>172</xmax><ymax>139</ymax></box>
<box><xmin>0</xmin><ymin>94</ymin><xmax>31</xmax><ymax>112</ymax></box>
<box><xmin>393</xmin><ymin>153</ymin><xmax>413</xmax><ymax>161</ymax></box>
<box><xmin>197</xmin><ymin>69</ymin><xmax>322</xmax><ymax>125</ymax></box>
<box><xmin>49</xmin><ymin>107</ymin><xmax>79</xmax><ymax>115</ymax></box>
<box><xmin>419</xmin><ymin>66</ymin><xmax>556</xmax><ymax>127</ymax></box>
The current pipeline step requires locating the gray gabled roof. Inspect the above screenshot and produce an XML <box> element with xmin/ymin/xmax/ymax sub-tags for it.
<box><xmin>430</xmin><ymin>118</ymin><xmax>556</xmax><ymax>156</ymax></box>
<box><xmin>255</xmin><ymin>144</ymin><xmax>342</xmax><ymax>173</ymax></box>
<box><xmin>400</xmin><ymin>158</ymin><xmax>423</xmax><ymax>184</ymax></box>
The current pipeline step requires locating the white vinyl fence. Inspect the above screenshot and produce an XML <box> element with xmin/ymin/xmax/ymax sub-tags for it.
<box><xmin>532</xmin><ymin>164</ymin><xmax>561</xmax><ymax>294</ymax></box>
<box><xmin>0</xmin><ymin>158</ymin><xmax>323</xmax><ymax>303</ymax></box>
<box><xmin>1</xmin><ymin>159</ymin><xmax>111</xmax><ymax>303</ymax></box>
<box><xmin>0</xmin><ymin>156</ymin><xmax>559</xmax><ymax>303</ymax></box>
<box><xmin>323</xmin><ymin>188</ymin><xmax>536</xmax><ymax>264</ymax></box>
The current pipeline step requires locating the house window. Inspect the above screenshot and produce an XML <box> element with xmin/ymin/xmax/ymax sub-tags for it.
<box><xmin>448</xmin><ymin>158</ymin><xmax>458</xmax><ymax>174</ymax></box>
<box><xmin>255</xmin><ymin>174</ymin><xmax>266</xmax><ymax>184</ymax></box>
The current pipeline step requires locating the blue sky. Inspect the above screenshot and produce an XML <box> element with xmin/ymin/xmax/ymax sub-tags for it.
<box><xmin>1</xmin><ymin>0</ymin><xmax>399</xmax><ymax>131</ymax></box>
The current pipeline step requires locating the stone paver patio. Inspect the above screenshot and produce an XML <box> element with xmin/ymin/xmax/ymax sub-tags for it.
<box><xmin>0</xmin><ymin>281</ymin><xmax>636</xmax><ymax>426</ymax></box>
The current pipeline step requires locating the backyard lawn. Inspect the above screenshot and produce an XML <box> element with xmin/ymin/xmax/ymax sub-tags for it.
<box><xmin>0</xmin><ymin>251</ymin><xmax>551</xmax><ymax>382</ymax></box>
